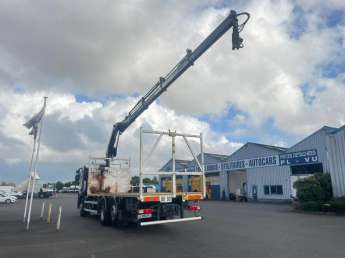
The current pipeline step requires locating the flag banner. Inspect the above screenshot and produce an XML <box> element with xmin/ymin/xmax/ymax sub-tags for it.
<box><xmin>23</xmin><ymin>97</ymin><xmax>47</xmax><ymax>230</ymax></box>
<box><xmin>28</xmin><ymin>124</ymin><xmax>38</xmax><ymax>138</ymax></box>
<box><xmin>23</xmin><ymin>100</ymin><xmax>46</xmax><ymax>138</ymax></box>
<box><xmin>23</xmin><ymin>105</ymin><xmax>45</xmax><ymax>129</ymax></box>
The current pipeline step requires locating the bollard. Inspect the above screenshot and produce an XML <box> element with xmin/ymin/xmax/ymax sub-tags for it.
<box><xmin>40</xmin><ymin>202</ymin><xmax>45</xmax><ymax>220</ymax></box>
<box><xmin>56</xmin><ymin>206</ymin><xmax>62</xmax><ymax>231</ymax></box>
<box><xmin>47</xmin><ymin>203</ymin><xmax>52</xmax><ymax>224</ymax></box>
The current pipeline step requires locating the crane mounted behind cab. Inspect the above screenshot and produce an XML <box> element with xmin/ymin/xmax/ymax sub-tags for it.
<box><xmin>106</xmin><ymin>10</ymin><xmax>250</xmax><ymax>159</ymax></box>
<box><xmin>76</xmin><ymin>10</ymin><xmax>250</xmax><ymax>227</ymax></box>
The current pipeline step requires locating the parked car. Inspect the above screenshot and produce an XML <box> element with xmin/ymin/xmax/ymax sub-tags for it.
<box><xmin>3</xmin><ymin>191</ymin><xmax>23</xmax><ymax>199</ymax></box>
<box><xmin>0</xmin><ymin>190</ymin><xmax>18</xmax><ymax>200</ymax></box>
<box><xmin>12</xmin><ymin>191</ymin><xmax>24</xmax><ymax>199</ymax></box>
<box><xmin>0</xmin><ymin>193</ymin><xmax>16</xmax><ymax>204</ymax></box>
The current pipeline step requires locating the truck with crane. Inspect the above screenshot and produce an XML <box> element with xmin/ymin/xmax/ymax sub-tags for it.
<box><xmin>76</xmin><ymin>10</ymin><xmax>250</xmax><ymax>227</ymax></box>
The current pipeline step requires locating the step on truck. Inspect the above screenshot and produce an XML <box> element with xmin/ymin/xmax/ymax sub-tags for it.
<box><xmin>76</xmin><ymin>129</ymin><xmax>206</xmax><ymax>227</ymax></box>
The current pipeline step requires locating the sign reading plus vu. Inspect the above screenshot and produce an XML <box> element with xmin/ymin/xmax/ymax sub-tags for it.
<box><xmin>203</xmin><ymin>149</ymin><xmax>319</xmax><ymax>172</ymax></box>
<box><xmin>279</xmin><ymin>149</ymin><xmax>318</xmax><ymax>166</ymax></box>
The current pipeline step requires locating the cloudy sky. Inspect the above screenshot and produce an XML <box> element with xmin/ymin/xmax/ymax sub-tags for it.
<box><xmin>0</xmin><ymin>0</ymin><xmax>345</xmax><ymax>184</ymax></box>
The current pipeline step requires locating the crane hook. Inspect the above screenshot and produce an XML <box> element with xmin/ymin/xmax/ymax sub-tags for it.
<box><xmin>232</xmin><ymin>12</ymin><xmax>250</xmax><ymax>50</ymax></box>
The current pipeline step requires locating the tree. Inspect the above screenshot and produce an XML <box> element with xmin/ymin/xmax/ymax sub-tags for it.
<box><xmin>0</xmin><ymin>182</ymin><xmax>15</xmax><ymax>187</ymax></box>
<box><xmin>294</xmin><ymin>173</ymin><xmax>333</xmax><ymax>203</ymax></box>
<box><xmin>130</xmin><ymin>176</ymin><xmax>140</xmax><ymax>186</ymax></box>
<box><xmin>131</xmin><ymin>176</ymin><xmax>159</xmax><ymax>186</ymax></box>
<box><xmin>143</xmin><ymin>178</ymin><xmax>151</xmax><ymax>184</ymax></box>
<box><xmin>56</xmin><ymin>181</ymin><xmax>64</xmax><ymax>191</ymax></box>
<box><xmin>314</xmin><ymin>173</ymin><xmax>333</xmax><ymax>201</ymax></box>
<box><xmin>152</xmin><ymin>176</ymin><xmax>159</xmax><ymax>185</ymax></box>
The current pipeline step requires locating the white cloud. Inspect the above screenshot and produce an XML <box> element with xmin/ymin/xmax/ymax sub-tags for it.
<box><xmin>0</xmin><ymin>89</ymin><xmax>241</xmax><ymax>179</ymax></box>
<box><xmin>0</xmin><ymin>1</ymin><xmax>344</xmax><ymax>137</ymax></box>
<box><xmin>0</xmin><ymin>1</ymin><xmax>345</xmax><ymax>181</ymax></box>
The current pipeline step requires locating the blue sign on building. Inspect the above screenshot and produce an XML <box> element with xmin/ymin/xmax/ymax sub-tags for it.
<box><xmin>279</xmin><ymin>149</ymin><xmax>318</xmax><ymax>166</ymax></box>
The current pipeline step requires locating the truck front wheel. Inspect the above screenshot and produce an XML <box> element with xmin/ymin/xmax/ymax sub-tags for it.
<box><xmin>80</xmin><ymin>201</ymin><xmax>87</xmax><ymax>217</ymax></box>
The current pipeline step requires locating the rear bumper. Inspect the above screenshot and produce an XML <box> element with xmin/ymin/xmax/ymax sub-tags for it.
<box><xmin>140</xmin><ymin>216</ymin><xmax>202</xmax><ymax>226</ymax></box>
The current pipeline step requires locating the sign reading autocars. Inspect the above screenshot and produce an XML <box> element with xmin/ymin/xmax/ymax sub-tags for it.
<box><xmin>279</xmin><ymin>149</ymin><xmax>318</xmax><ymax>166</ymax></box>
<box><xmin>220</xmin><ymin>155</ymin><xmax>280</xmax><ymax>171</ymax></box>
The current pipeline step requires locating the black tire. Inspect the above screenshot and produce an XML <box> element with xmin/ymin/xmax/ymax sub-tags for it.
<box><xmin>110</xmin><ymin>203</ymin><xmax>118</xmax><ymax>226</ymax></box>
<box><xmin>80</xmin><ymin>201</ymin><xmax>87</xmax><ymax>217</ymax></box>
<box><xmin>5</xmin><ymin>199</ymin><xmax>11</xmax><ymax>204</ymax></box>
<box><xmin>110</xmin><ymin>202</ymin><xmax>128</xmax><ymax>228</ymax></box>
<box><xmin>99</xmin><ymin>202</ymin><xmax>111</xmax><ymax>226</ymax></box>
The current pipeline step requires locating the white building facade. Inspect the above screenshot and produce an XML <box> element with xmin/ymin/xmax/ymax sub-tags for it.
<box><xmin>326</xmin><ymin>126</ymin><xmax>345</xmax><ymax>197</ymax></box>
<box><xmin>159</xmin><ymin>126</ymin><xmax>345</xmax><ymax>201</ymax></box>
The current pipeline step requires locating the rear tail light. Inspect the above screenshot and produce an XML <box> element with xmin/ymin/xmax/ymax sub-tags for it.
<box><xmin>138</xmin><ymin>208</ymin><xmax>154</xmax><ymax>214</ymax></box>
<box><xmin>188</xmin><ymin>205</ymin><xmax>201</xmax><ymax>211</ymax></box>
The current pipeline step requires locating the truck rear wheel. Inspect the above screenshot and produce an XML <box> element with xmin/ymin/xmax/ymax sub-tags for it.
<box><xmin>110</xmin><ymin>203</ymin><xmax>118</xmax><ymax>226</ymax></box>
<box><xmin>110</xmin><ymin>202</ymin><xmax>128</xmax><ymax>228</ymax></box>
<box><xmin>99</xmin><ymin>202</ymin><xmax>111</xmax><ymax>226</ymax></box>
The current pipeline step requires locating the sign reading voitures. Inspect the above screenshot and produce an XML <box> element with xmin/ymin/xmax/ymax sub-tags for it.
<box><xmin>221</xmin><ymin>155</ymin><xmax>280</xmax><ymax>171</ymax></box>
<box><xmin>279</xmin><ymin>149</ymin><xmax>318</xmax><ymax>166</ymax></box>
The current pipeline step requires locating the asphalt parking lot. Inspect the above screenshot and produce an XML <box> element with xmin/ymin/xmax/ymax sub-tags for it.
<box><xmin>0</xmin><ymin>194</ymin><xmax>344</xmax><ymax>258</ymax></box>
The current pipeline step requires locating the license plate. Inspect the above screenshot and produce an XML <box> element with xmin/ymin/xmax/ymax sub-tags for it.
<box><xmin>138</xmin><ymin>213</ymin><xmax>152</xmax><ymax>219</ymax></box>
<box><xmin>160</xmin><ymin>196</ymin><xmax>172</xmax><ymax>203</ymax></box>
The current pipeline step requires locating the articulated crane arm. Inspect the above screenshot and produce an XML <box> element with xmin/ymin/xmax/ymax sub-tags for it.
<box><xmin>106</xmin><ymin>10</ymin><xmax>250</xmax><ymax>159</ymax></box>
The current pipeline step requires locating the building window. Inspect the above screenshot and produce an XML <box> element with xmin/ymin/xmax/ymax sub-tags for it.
<box><xmin>291</xmin><ymin>163</ymin><xmax>323</xmax><ymax>175</ymax></box>
<box><xmin>270</xmin><ymin>185</ymin><xmax>277</xmax><ymax>194</ymax></box>
<box><xmin>264</xmin><ymin>185</ymin><xmax>283</xmax><ymax>195</ymax></box>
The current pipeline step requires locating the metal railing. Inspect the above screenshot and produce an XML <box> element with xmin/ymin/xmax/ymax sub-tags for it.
<box><xmin>139</xmin><ymin>128</ymin><xmax>206</xmax><ymax>201</ymax></box>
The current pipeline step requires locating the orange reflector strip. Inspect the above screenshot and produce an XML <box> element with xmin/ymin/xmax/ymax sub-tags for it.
<box><xmin>143</xmin><ymin>196</ymin><xmax>160</xmax><ymax>202</ymax></box>
<box><xmin>185</xmin><ymin>194</ymin><xmax>203</xmax><ymax>201</ymax></box>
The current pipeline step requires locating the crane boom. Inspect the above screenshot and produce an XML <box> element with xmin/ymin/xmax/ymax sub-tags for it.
<box><xmin>107</xmin><ymin>10</ymin><xmax>250</xmax><ymax>158</ymax></box>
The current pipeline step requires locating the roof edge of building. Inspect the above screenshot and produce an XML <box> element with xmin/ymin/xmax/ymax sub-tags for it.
<box><xmin>288</xmin><ymin>125</ymin><xmax>337</xmax><ymax>151</ymax></box>
<box><xmin>227</xmin><ymin>142</ymin><xmax>287</xmax><ymax>160</ymax></box>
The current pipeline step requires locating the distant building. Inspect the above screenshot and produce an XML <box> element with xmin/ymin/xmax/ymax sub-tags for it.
<box><xmin>159</xmin><ymin>125</ymin><xmax>345</xmax><ymax>201</ymax></box>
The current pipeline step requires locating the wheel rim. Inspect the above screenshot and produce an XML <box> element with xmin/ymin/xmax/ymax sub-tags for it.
<box><xmin>111</xmin><ymin>205</ymin><xmax>117</xmax><ymax>222</ymax></box>
<box><xmin>100</xmin><ymin>209</ymin><xmax>104</xmax><ymax>222</ymax></box>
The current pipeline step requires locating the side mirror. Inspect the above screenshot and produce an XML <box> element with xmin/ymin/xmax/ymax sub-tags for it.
<box><xmin>75</xmin><ymin>170</ymin><xmax>80</xmax><ymax>182</ymax></box>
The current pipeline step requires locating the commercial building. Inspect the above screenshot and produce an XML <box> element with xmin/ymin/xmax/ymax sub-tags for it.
<box><xmin>326</xmin><ymin>126</ymin><xmax>345</xmax><ymax>197</ymax></box>
<box><xmin>159</xmin><ymin>125</ymin><xmax>345</xmax><ymax>201</ymax></box>
<box><xmin>221</xmin><ymin>142</ymin><xmax>289</xmax><ymax>201</ymax></box>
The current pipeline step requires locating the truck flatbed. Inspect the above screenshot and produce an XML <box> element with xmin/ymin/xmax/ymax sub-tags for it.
<box><xmin>88</xmin><ymin>191</ymin><xmax>204</xmax><ymax>201</ymax></box>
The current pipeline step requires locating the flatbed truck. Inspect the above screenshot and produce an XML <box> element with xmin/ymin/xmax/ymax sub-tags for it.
<box><xmin>76</xmin><ymin>9</ymin><xmax>250</xmax><ymax>226</ymax></box>
<box><xmin>76</xmin><ymin>129</ymin><xmax>205</xmax><ymax>226</ymax></box>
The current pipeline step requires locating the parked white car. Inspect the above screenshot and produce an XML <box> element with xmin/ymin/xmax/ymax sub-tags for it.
<box><xmin>0</xmin><ymin>190</ymin><xmax>22</xmax><ymax>199</ymax></box>
<box><xmin>0</xmin><ymin>193</ymin><xmax>16</xmax><ymax>204</ymax></box>
<box><xmin>9</xmin><ymin>191</ymin><xmax>23</xmax><ymax>199</ymax></box>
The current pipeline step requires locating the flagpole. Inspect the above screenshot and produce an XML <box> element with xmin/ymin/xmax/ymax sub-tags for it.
<box><xmin>23</xmin><ymin>136</ymin><xmax>37</xmax><ymax>223</ymax></box>
<box><xmin>26</xmin><ymin>97</ymin><xmax>47</xmax><ymax>231</ymax></box>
